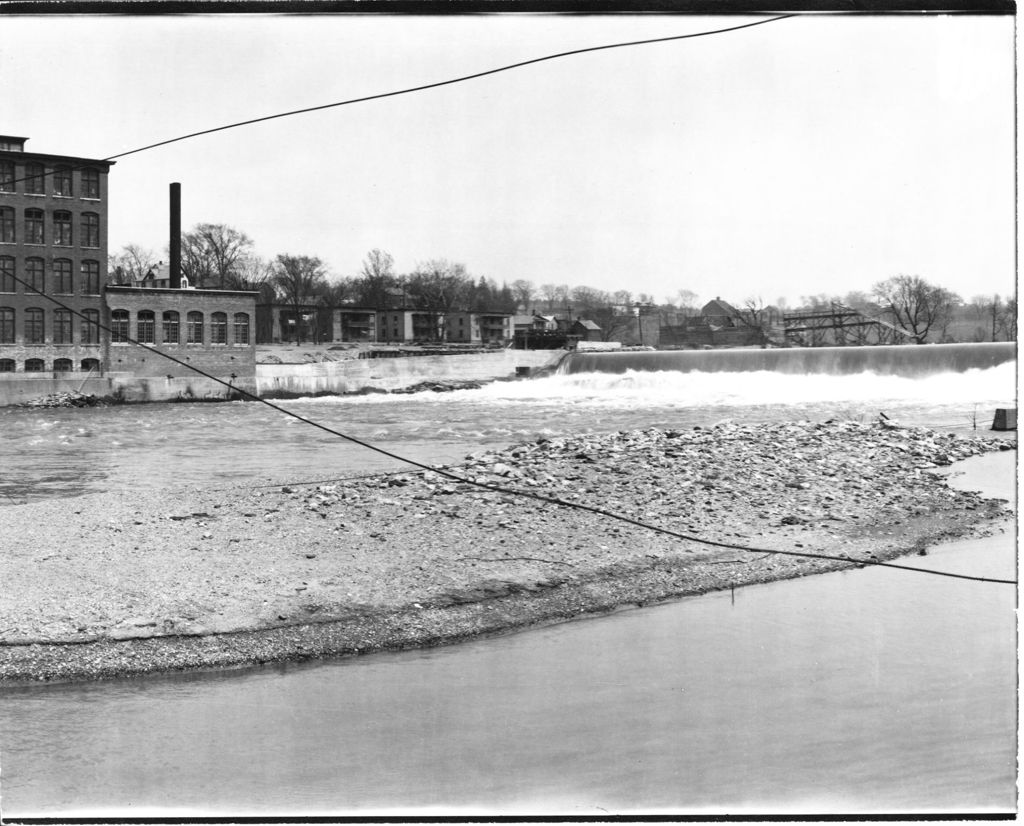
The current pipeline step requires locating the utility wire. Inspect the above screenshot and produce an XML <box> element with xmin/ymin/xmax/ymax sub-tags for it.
<box><xmin>7</xmin><ymin>271</ymin><xmax>1016</xmax><ymax>587</ymax></box>
<box><xmin>0</xmin><ymin>15</ymin><xmax>796</xmax><ymax>190</ymax></box>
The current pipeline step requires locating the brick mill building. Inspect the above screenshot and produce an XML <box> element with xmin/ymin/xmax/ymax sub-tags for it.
<box><xmin>0</xmin><ymin>135</ymin><xmax>113</xmax><ymax>374</ymax></box>
<box><xmin>104</xmin><ymin>285</ymin><xmax>257</xmax><ymax>381</ymax></box>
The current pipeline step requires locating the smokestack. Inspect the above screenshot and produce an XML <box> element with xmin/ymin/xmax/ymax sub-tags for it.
<box><xmin>169</xmin><ymin>182</ymin><xmax>181</xmax><ymax>289</ymax></box>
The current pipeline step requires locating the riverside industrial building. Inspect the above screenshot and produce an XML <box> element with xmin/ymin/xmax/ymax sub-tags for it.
<box><xmin>0</xmin><ymin>136</ymin><xmax>257</xmax><ymax>401</ymax></box>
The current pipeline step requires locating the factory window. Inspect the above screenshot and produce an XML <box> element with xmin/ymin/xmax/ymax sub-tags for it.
<box><xmin>80</xmin><ymin>310</ymin><xmax>100</xmax><ymax>344</ymax></box>
<box><xmin>53</xmin><ymin>258</ymin><xmax>73</xmax><ymax>293</ymax></box>
<box><xmin>25</xmin><ymin>258</ymin><xmax>44</xmax><ymax>293</ymax></box>
<box><xmin>25</xmin><ymin>209</ymin><xmax>44</xmax><ymax>244</ymax></box>
<box><xmin>137</xmin><ymin>310</ymin><xmax>155</xmax><ymax>344</ymax></box>
<box><xmin>110</xmin><ymin>309</ymin><xmax>129</xmax><ymax>343</ymax></box>
<box><xmin>53</xmin><ymin>210</ymin><xmax>72</xmax><ymax>246</ymax></box>
<box><xmin>163</xmin><ymin>311</ymin><xmax>180</xmax><ymax>344</ymax></box>
<box><xmin>24</xmin><ymin>358</ymin><xmax>45</xmax><ymax>372</ymax></box>
<box><xmin>81</xmin><ymin>260</ymin><xmax>100</xmax><ymax>294</ymax></box>
<box><xmin>233</xmin><ymin>313</ymin><xmax>250</xmax><ymax>345</ymax></box>
<box><xmin>0</xmin><ymin>307</ymin><xmax>13</xmax><ymax>343</ymax></box>
<box><xmin>210</xmin><ymin>312</ymin><xmax>227</xmax><ymax>344</ymax></box>
<box><xmin>53</xmin><ymin>309</ymin><xmax>73</xmax><ymax>344</ymax></box>
<box><xmin>81</xmin><ymin>212</ymin><xmax>100</xmax><ymax>248</ymax></box>
<box><xmin>186</xmin><ymin>311</ymin><xmax>203</xmax><ymax>344</ymax></box>
<box><xmin>0</xmin><ymin>207</ymin><xmax>13</xmax><ymax>243</ymax></box>
<box><xmin>81</xmin><ymin>358</ymin><xmax>100</xmax><ymax>372</ymax></box>
<box><xmin>0</xmin><ymin>161</ymin><xmax>14</xmax><ymax>193</ymax></box>
<box><xmin>53</xmin><ymin>166</ymin><xmax>72</xmax><ymax>197</ymax></box>
<box><xmin>82</xmin><ymin>168</ymin><xmax>100</xmax><ymax>199</ymax></box>
<box><xmin>25</xmin><ymin>163</ymin><xmax>45</xmax><ymax>195</ymax></box>
<box><xmin>0</xmin><ymin>358</ymin><xmax>13</xmax><ymax>372</ymax></box>
<box><xmin>0</xmin><ymin>257</ymin><xmax>13</xmax><ymax>292</ymax></box>
<box><xmin>25</xmin><ymin>308</ymin><xmax>44</xmax><ymax>344</ymax></box>
<box><xmin>53</xmin><ymin>358</ymin><xmax>73</xmax><ymax>372</ymax></box>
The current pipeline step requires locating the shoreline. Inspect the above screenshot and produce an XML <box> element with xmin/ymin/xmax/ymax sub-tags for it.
<box><xmin>0</xmin><ymin>420</ymin><xmax>1014</xmax><ymax>687</ymax></box>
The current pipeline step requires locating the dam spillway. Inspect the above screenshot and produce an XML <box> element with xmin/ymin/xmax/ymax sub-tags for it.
<box><xmin>561</xmin><ymin>342</ymin><xmax>1016</xmax><ymax>378</ymax></box>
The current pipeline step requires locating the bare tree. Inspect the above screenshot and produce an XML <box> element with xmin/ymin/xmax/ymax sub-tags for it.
<box><xmin>356</xmin><ymin>249</ymin><xmax>396</xmax><ymax>308</ymax></box>
<box><xmin>407</xmin><ymin>259</ymin><xmax>472</xmax><ymax>341</ymax></box>
<box><xmin>872</xmin><ymin>274</ymin><xmax>961</xmax><ymax>344</ymax></box>
<box><xmin>510</xmin><ymin>279</ymin><xmax>535</xmax><ymax>312</ymax></box>
<box><xmin>181</xmin><ymin>223</ymin><xmax>254</xmax><ymax>289</ymax></box>
<box><xmin>675</xmin><ymin>289</ymin><xmax>700</xmax><ymax>315</ymax></box>
<box><xmin>108</xmin><ymin>244</ymin><xmax>157</xmax><ymax>285</ymax></box>
<box><xmin>225</xmin><ymin>254</ymin><xmax>275</xmax><ymax>292</ymax></box>
<box><xmin>539</xmin><ymin>283</ymin><xmax>569</xmax><ymax>313</ymax></box>
<box><xmin>273</xmin><ymin>254</ymin><xmax>328</xmax><ymax>344</ymax></box>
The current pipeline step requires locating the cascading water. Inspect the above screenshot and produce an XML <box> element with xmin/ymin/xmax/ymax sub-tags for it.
<box><xmin>561</xmin><ymin>341</ymin><xmax>1016</xmax><ymax>377</ymax></box>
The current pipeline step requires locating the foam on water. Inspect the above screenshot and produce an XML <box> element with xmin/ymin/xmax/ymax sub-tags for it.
<box><xmin>301</xmin><ymin>362</ymin><xmax>1015</xmax><ymax>410</ymax></box>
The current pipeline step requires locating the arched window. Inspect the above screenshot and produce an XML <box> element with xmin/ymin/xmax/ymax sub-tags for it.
<box><xmin>53</xmin><ymin>358</ymin><xmax>73</xmax><ymax>372</ymax></box>
<box><xmin>0</xmin><ymin>307</ymin><xmax>13</xmax><ymax>344</ymax></box>
<box><xmin>81</xmin><ymin>358</ymin><xmax>100</xmax><ymax>372</ymax></box>
<box><xmin>186</xmin><ymin>311</ymin><xmax>203</xmax><ymax>344</ymax></box>
<box><xmin>53</xmin><ymin>166</ymin><xmax>72</xmax><ymax>197</ymax></box>
<box><xmin>53</xmin><ymin>309</ymin><xmax>73</xmax><ymax>344</ymax></box>
<box><xmin>53</xmin><ymin>210</ymin><xmax>72</xmax><ymax>246</ymax></box>
<box><xmin>110</xmin><ymin>309</ymin><xmax>129</xmax><ymax>343</ymax></box>
<box><xmin>163</xmin><ymin>311</ymin><xmax>180</xmax><ymax>344</ymax></box>
<box><xmin>53</xmin><ymin>259</ymin><xmax>73</xmax><ymax>293</ymax></box>
<box><xmin>137</xmin><ymin>310</ymin><xmax>155</xmax><ymax>344</ymax></box>
<box><xmin>80</xmin><ymin>309</ymin><xmax>100</xmax><ymax>344</ymax></box>
<box><xmin>81</xmin><ymin>212</ymin><xmax>100</xmax><ymax>248</ymax></box>
<box><xmin>82</xmin><ymin>168</ymin><xmax>101</xmax><ymax>199</ymax></box>
<box><xmin>24</xmin><ymin>358</ymin><xmax>45</xmax><ymax>372</ymax></box>
<box><xmin>24</xmin><ymin>308</ymin><xmax>44</xmax><ymax>344</ymax></box>
<box><xmin>0</xmin><ymin>257</ymin><xmax>14</xmax><ymax>293</ymax></box>
<box><xmin>25</xmin><ymin>162</ymin><xmax>45</xmax><ymax>195</ymax></box>
<box><xmin>81</xmin><ymin>260</ymin><xmax>100</xmax><ymax>294</ymax></box>
<box><xmin>0</xmin><ymin>161</ymin><xmax>13</xmax><ymax>192</ymax></box>
<box><xmin>0</xmin><ymin>207</ymin><xmax>13</xmax><ymax>243</ymax></box>
<box><xmin>0</xmin><ymin>359</ymin><xmax>14</xmax><ymax>372</ymax></box>
<box><xmin>24</xmin><ymin>209</ymin><xmax>43</xmax><ymax>245</ymax></box>
<box><xmin>233</xmin><ymin>312</ymin><xmax>250</xmax><ymax>345</ymax></box>
<box><xmin>25</xmin><ymin>258</ymin><xmax>44</xmax><ymax>293</ymax></box>
<box><xmin>210</xmin><ymin>312</ymin><xmax>227</xmax><ymax>345</ymax></box>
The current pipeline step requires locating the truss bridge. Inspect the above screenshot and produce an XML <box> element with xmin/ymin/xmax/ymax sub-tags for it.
<box><xmin>782</xmin><ymin>303</ymin><xmax>915</xmax><ymax>347</ymax></box>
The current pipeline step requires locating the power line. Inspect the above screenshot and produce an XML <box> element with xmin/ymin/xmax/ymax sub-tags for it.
<box><xmin>0</xmin><ymin>16</ymin><xmax>798</xmax><ymax>191</ymax></box>
<box><xmin>6</xmin><ymin>270</ymin><xmax>1015</xmax><ymax>587</ymax></box>
<box><xmin>100</xmin><ymin>16</ymin><xmax>798</xmax><ymax>163</ymax></box>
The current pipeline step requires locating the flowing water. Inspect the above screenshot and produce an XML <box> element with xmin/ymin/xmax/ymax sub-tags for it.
<box><xmin>0</xmin><ymin>349</ymin><xmax>1017</xmax><ymax>816</ymax></box>
<box><xmin>0</xmin><ymin>359</ymin><xmax>1015</xmax><ymax>502</ymax></box>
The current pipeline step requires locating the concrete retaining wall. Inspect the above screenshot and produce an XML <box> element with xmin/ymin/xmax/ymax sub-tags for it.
<box><xmin>0</xmin><ymin>349</ymin><xmax>566</xmax><ymax>406</ymax></box>
<box><xmin>257</xmin><ymin>349</ymin><xmax>565</xmax><ymax>397</ymax></box>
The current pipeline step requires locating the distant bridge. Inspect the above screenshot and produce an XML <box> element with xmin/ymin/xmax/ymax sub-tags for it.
<box><xmin>782</xmin><ymin>303</ymin><xmax>915</xmax><ymax>346</ymax></box>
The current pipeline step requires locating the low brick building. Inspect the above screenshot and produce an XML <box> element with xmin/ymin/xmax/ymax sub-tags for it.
<box><xmin>105</xmin><ymin>286</ymin><xmax>257</xmax><ymax>380</ymax></box>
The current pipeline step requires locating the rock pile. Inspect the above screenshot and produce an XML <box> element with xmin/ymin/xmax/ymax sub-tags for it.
<box><xmin>20</xmin><ymin>391</ymin><xmax>106</xmax><ymax>409</ymax></box>
<box><xmin>0</xmin><ymin>419</ymin><xmax>1014</xmax><ymax>684</ymax></box>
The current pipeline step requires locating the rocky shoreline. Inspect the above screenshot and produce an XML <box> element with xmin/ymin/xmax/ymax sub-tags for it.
<box><xmin>0</xmin><ymin>420</ymin><xmax>1014</xmax><ymax>687</ymax></box>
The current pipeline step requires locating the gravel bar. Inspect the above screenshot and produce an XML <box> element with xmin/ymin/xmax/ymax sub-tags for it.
<box><xmin>0</xmin><ymin>419</ymin><xmax>1015</xmax><ymax>686</ymax></box>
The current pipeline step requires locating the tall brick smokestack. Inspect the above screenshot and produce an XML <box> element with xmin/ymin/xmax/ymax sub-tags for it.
<box><xmin>170</xmin><ymin>182</ymin><xmax>181</xmax><ymax>289</ymax></box>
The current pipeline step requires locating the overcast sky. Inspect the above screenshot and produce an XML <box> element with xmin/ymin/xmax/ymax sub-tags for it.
<box><xmin>1</xmin><ymin>13</ymin><xmax>1015</xmax><ymax>307</ymax></box>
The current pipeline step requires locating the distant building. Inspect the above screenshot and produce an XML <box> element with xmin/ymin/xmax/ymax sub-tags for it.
<box><xmin>446</xmin><ymin>311</ymin><xmax>513</xmax><ymax>345</ymax></box>
<box><xmin>0</xmin><ymin>135</ymin><xmax>114</xmax><ymax>375</ymax></box>
<box><xmin>572</xmin><ymin>318</ymin><xmax>603</xmax><ymax>342</ymax></box>
<box><xmin>700</xmin><ymin>297</ymin><xmax>742</xmax><ymax>327</ymax></box>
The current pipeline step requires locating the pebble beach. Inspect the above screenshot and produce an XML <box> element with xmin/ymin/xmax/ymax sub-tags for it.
<box><xmin>0</xmin><ymin>419</ymin><xmax>1015</xmax><ymax>686</ymax></box>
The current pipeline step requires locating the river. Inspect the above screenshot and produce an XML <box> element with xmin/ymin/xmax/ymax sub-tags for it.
<box><xmin>0</xmin><ymin>360</ymin><xmax>1017</xmax><ymax>815</ymax></box>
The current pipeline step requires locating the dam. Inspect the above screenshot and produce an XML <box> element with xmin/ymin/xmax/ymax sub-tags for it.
<box><xmin>562</xmin><ymin>341</ymin><xmax>1016</xmax><ymax>377</ymax></box>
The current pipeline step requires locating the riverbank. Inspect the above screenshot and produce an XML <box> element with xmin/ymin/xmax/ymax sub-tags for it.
<box><xmin>0</xmin><ymin>420</ymin><xmax>1014</xmax><ymax>686</ymax></box>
